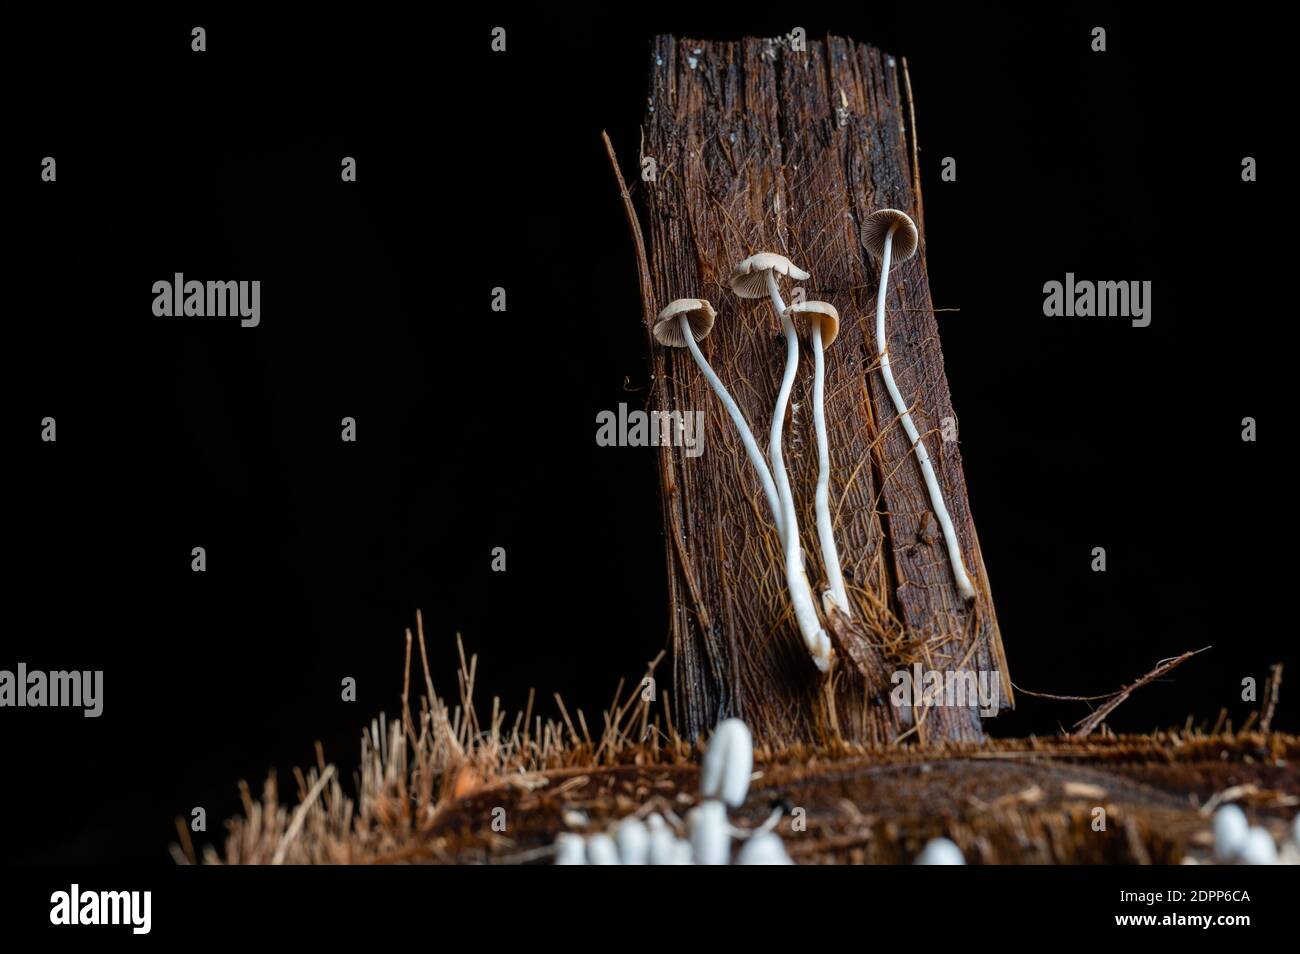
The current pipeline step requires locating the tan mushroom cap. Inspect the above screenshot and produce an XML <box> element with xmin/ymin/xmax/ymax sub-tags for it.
<box><xmin>861</xmin><ymin>209</ymin><xmax>919</xmax><ymax>263</ymax></box>
<box><xmin>783</xmin><ymin>300</ymin><xmax>841</xmax><ymax>347</ymax></box>
<box><xmin>729</xmin><ymin>252</ymin><xmax>811</xmax><ymax>299</ymax></box>
<box><xmin>653</xmin><ymin>298</ymin><xmax>717</xmax><ymax>347</ymax></box>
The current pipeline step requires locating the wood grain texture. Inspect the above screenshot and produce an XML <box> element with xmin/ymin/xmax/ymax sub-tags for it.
<box><xmin>620</xmin><ymin>34</ymin><xmax>1010</xmax><ymax>745</ymax></box>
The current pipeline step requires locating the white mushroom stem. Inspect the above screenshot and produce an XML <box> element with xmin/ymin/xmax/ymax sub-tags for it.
<box><xmin>681</xmin><ymin>315</ymin><xmax>785</xmax><ymax>543</ymax></box>
<box><xmin>688</xmin><ymin>800</ymin><xmax>731</xmax><ymax>865</ymax></box>
<box><xmin>766</xmin><ymin>270</ymin><xmax>833</xmax><ymax>670</ymax></box>
<box><xmin>811</xmin><ymin>320</ymin><xmax>850</xmax><ymax>616</ymax></box>
<box><xmin>554</xmin><ymin>833</ymin><xmax>586</xmax><ymax>865</ymax></box>
<box><xmin>585</xmin><ymin>833</ymin><xmax>620</xmax><ymax>865</ymax></box>
<box><xmin>614</xmin><ymin>819</ymin><xmax>649</xmax><ymax>865</ymax></box>
<box><xmin>646</xmin><ymin>815</ymin><xmax>677</xmax><ymax>865</ymax></box>
<box><xmin>874</xmin><ymin>225</ymin><xmax>976</xmax><ymax>600</ymax></box>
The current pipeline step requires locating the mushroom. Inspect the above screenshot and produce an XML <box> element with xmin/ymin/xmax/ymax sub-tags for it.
<box><xmin>614</xmin><ymin>818</ymin><xmax>649</xmax><ymax>865</ymax></box>
<box><xmin>1238</xmin><ymin>827</ymin><xmax>1278</xmax><ymax>865</ymax></box>
<box><xmin>729</xmin><ymin>253</ymin><xmax>834</xmax><ymax>671</ymax></box>
<box><xmin>552</xmin><ymin>724</ymin><xmax>802</xmax><ymax>865</ymax></box>
<box><xmin>585</xmin><ymin>832</ymin><xmax>620</xmax><ymax>865</ymax></box>
<box><xmin>687</xmin><ymin>718</ymin><xmax>751</xmax><ymax>865</ymax></box>
<box><xmin>646</xmin><ymin>813</ymin><xmax>677</xmax><ymax>865</ymax></box>
<box><xmin>554</xmin><ymin>832</ymin><xmax>586</xmax><ymax>865</ymax></box>
<box><xmin>784</xmin><ymin>300</ymin><xmax>851</xmax><ymax>616</ymax></box>
<box><xmin>687</xmin><ymin>800</ymin><xmax>731</xmax><ymax>865</ymax></box>
<box><xmin>1213</xmin><ymin>805</ymin><xmax>1249</xmax><ymax>862</ymax></box>
<box><xmin>862</xmin><ymin>209</ymin><xmax>976</xmax><ymax>600</ymax></box>
<box><xmin>700</xmin><ymin>717</ymin><xmax>753</xmax><ymax>808</ymax></box>
<box><xmin>670</xmin><ymin>838</ymin><xmax>696</xmax><ymax>864</ymax></box>
<box><xmin>915</xmin><ymin>837</ymin><xmax>966</xmax><ymax>865</ymax></box>
<box><xmin>654</xmin><ymin>298</ymin><xmax>784</xmax><ymax>540</ymax></box>
<box><xmin>736</xmin><ymin>832</ymin><xmax>794</xmax><ymax>865</ymax></box>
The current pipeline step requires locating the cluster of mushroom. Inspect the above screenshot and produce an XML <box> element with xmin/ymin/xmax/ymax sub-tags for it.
<box><xmin>554</xmin><ymin>719</ymin><xmax>792</xmax><ymax>865</ymax></box>
<box><xmin>653</xmin><ymin>209</ymin><xmax>975</xmax><ymax>673</ymax></box>
<box><xmin>1210</xmin><ymin>805</ymin><xmax>1300</xmax><ymax>865</ymax></box>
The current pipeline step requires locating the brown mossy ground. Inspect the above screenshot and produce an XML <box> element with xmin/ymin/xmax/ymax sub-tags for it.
<box><xmin>422</xmin><ymin>733</ymin><xmax>1298</xmax><ymax>865</ymax></box>
<box><xmin>182</xmin><ymin>616</ymin><xmax>1297</xmax><ymax>865</ymax></box>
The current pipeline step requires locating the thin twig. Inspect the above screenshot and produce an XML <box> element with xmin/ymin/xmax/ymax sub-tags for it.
<box><xmin>1072</xmin><ymin>648</ymin><xmax>1210</xmax><ymax>738</ymax></box>
<box><xmin>272</xmin><ymin>765</ymin><xmax>336</xmax><ymax>865</ymax></box>
<box><xmin>1260</xmin><ymin>663</ymin><xmax>1283</xmax><ymax>734</ymax></box>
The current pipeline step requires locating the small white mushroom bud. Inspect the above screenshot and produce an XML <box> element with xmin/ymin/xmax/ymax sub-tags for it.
<box><xmin>586</xmin><ymin>833</ymin><xmax>621</xmax><ymax>865</ymax></box>
<box><xmin>1213</xmin><ymin>804</ymin><xmax>1249</xmax><ymax>863</ymax></box>
<box><xmin>688</xmin><ymin>800</ymin><xmax>731</xmax><ymax>865</ymax></box>
<box><xmin>700</xmin><ymin>718</ymin><xmax>754</xmax><ymax>808</ymax></box>
<box><xmin>553</xmin><ymin>832</ymin><xmax>586</xmax><ymax>865</ymax></box>
<box><xmin>670</xmin><ymin>837</ymin><xmax>696</xmax><ymax>864</ymax></box>
<box><xmin>647</xmin><ymin>813</ymin><xmax>676</xmax><ymax>865</ymax></box>
<box><xmin>915</xmin><ymin>837</ymin><xmax>966</xmax><ymax>865</ymax></box>
<box><xmin>736</xmin><ymin>832</ymin><xmax>794</xmax><ymax>865</ymax></box>
<box><xmin>615</xmin><ymin>818</ymin><xmax>649</xmax><ymax>865</ymax></box>
<box><xmin>1238</xmin><ymin>827</ymin><xmax>1278</xmax><ymax>865</ymax></box>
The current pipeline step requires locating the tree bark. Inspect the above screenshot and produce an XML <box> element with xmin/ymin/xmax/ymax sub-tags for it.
<box><xmin>611</xmin><ymin>34</ymin><xmax>1011</xmax><ymax>745</ymax></box>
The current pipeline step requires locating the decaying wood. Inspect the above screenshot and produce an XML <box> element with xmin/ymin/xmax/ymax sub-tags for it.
<box><xmin>206</xmin><ymin>616</ymin><xmax>1297</xmax><ymax>865</ymax></box>
<box><xmin>609</xmin><ymin>35</ymin><xmax>1010</xmax><ymax>744</ymax></box>
<box><xmin>218</xmin><ymin>732</ymin><xmax>1300</xmax><ymax>865</ymax></box>
<box><xmin>445</xmin><ymin>733</ymin><xmax>1297</xmax><ymax>866</ymax></box>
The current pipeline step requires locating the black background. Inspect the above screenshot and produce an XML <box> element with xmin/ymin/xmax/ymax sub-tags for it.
<box><xmin>4</xmin><ymin>8</ymin><xmax>1287</xmax><ymax>864</ymax></box>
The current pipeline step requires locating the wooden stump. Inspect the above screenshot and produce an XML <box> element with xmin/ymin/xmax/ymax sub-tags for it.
<box><xmin>609</xmin><ymin>34</ymin><xmax>1012</xmax><ymax>745</ymax></box>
